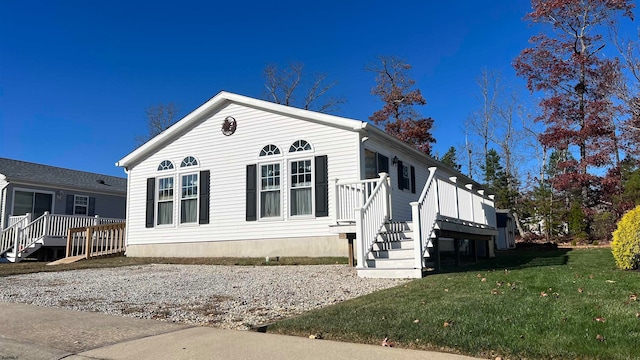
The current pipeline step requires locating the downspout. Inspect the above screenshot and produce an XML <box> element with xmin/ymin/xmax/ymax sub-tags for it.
<box><xmin>0</xmin><ymin>175</ymin><xmax>8</xmax><ymax>230</ymax></box>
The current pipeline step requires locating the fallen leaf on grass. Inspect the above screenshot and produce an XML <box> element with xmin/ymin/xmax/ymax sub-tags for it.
<box><xmin>630</xmin><ymin>294</ymin><xmax>637</xmax><ymax>301</ymax></box>
<box><xmin>413</xmin><ymin>319</ymin><xmax>420</xmax><ymax>324</ymax></box>
<box><xmin>596</xmin><ymin>334</ymin><xmax>605</xmax><ymax>342</ymax></box>
<box><xmin>481</xmin><ymin>278</ymin><xmax>487</xmax><ymax>282</ymax></box>
<box><xmin>636</xmin><ymin>312</ymin><xmax>640</xmax><ymax>318</ymax></box>
<box><xmin>308</xmin><ymin>332</ymin><xmax>323</xmax><ymax>339</ymax></box>
<box><xmin>540</xmin><ymin>291</ymin><xmax>548</xmax><ymax>297</ymax></box>
<box><xmin>477</xmin><ymin>274</ymin><xmax>482</xmax><ymax>278</ymax></box>
<box><xmin>443</xmin><ymin>320</ymin><xmax>454</xmax><ymax>327</ymax></box>
<box><xmin>589</xmin><ymin>274</ymin><xmax>594</xmax><ymax>279</ymax></box>
<box><xmin>578</xmin><ymin>288</ymin><xmax>584</xmax><ymax>293</ymax></box>
<box><xmin>496</xmin><ymin>281</ymin><xmax>503</xmax><ymax>287</ymax></box>
<box><xmin>606</xmin><ymin>280</ymin><xmax>616</xmax><ymax>283</ymax></box>
<box><xmin>444</xmin><ymin>288</ymin><xmax>449</xmax><ymax>292</ymax></box>
<box><xmin>491</xmin><ymin>288</ymin><xmax>501</xmax><ymax>295</ymax></box>
<box><xmin>381</xmin><ymin>337</ymin><xmax>393</xmax><ymax>347</ymax></box>
<box><xmin>594</xmin><ymin>317</ymin><xmax>606</xmax><ymax>323</ymax></box>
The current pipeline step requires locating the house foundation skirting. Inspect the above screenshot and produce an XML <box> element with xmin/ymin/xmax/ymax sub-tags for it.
<box><xmin>125</xmin><ymin>235</ymin><xmax>347</xmax><ymax>258</ymax></box>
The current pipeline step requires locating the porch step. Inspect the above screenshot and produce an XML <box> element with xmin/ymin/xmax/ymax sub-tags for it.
<box><xmin>357</xmin><ymin>267</ymin><xmax>424</xmax><ymax>279</ymax></box>
<box><xmin>365</xmin><ymin>257</ymin><xmax>414</xmax><ymax>268</ymax></box>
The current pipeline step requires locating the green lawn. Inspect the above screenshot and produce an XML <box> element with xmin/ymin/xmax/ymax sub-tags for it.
<box><xmin>268</xmin><ymin>248</ymin><xmax>640</xmax><ymax>360</ymax></box>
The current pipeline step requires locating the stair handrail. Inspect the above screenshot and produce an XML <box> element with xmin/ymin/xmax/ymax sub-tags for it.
<box><xmin>0</xmin><ymin>216</ymin><xmax>28</xmax><ymax>255</ymax></box>
<box><xmin>410</xmin><ymin>167</ymin><xmax>439</xmax><ymax>269</ymax></box>
<box><xmin>354</xmin><ymin>172</ymin><xmax>391</xmax><ymax>268</ymax></box>
<box><xmin>11</xmin><ymin>212</ymin><xmax>50</xmax><ymax>260</ymax></box>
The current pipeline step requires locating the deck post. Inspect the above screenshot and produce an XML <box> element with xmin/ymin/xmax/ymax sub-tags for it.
<box><xmin>333</xmin><ymin>178</ymin><xmax>339</xmax><ymax>222</ymax></box>
<box><xmin>379</xmin><ymin>173</ymin><xmax>390</xmax><ymax>221</ymax></box>
<box><xmin>65</xmin><ymin>228</ymin><xmax>72</xmax><ymax>258</ymax></box>
<box><xmin>94</xmin><ymin>215</ymin><xmax>100</xmax><ymax>226</ymax></box>
<box><xmin>454</xmin><ymin>238</ymin><xmax>461</xmax><ymax>267</ymax></box>
<box><xmin>434</xmin><ymin>234</ymin><xmax>441</xmax><ymax>273</ymax></box>
<box><xmin>42</xmin><ymin>211</ymin><xmax>50</xmax><ymax>237</ymax></box>
<box><xmin>85</xmin><ymin>226</ymin><xmax>93</xmax><ymax>259</ymax></box>
<box><xmin>410</xmin><ymin>201</ymin><xmax>422</xmax><ymax>269</ymax></box>
<box><xmin>354</xmin><ymin>208</ymin><xmax>365</xmax><ymax>268</ymax></box>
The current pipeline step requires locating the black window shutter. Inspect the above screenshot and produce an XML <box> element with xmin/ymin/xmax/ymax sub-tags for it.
<box><xmin>88</xmin><ymin>197</ymin><xmax>96</xmax><ymax>216</ymax></box>
<box><xmin>397</xmin><ymin>160</ymin><xmax>404</xmax><ymax>189</ymax></box>
<box><xmin>377</xmin><ymin>153</ymin><xmax>389</xmax><ymax>175</ymax></box>
<box><xmin>314</xmin><ymin>155</ymin><xmax>329</xmax><ymax>217</ymax></box>
<box><xmin>410</xmin><ymin>166</ymin><xmax>416</xmax><ymax>194</ymax></box>
<box><xmin>66</xmin><ymin>195</ymin><xmax>74</xmax><ymax>214</ymax></box>
<box><xmin>246</xmin><ymin>165</ymin><xmax>257</xmax><ymax>221</ymax></box>
<box><xmin>146</xmin><ymin>178</ymin><xmax>155</xmax><ymax>228</ymax></box>
<box><xmin>199</xmin><ymin>170</ymin><xmax>210</xmax><ymax>224</ymax></box>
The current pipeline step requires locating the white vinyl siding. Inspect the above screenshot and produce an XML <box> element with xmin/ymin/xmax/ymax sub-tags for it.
<box><xmin>125</xmin><ymin>102</ymin><xmax>359</xmax><ymax>246</ymax></box>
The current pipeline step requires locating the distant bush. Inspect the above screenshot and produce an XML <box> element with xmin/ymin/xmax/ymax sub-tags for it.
<box><xmin>611</xmin><ymin>206</ymin><xmax>640</xmax><ymax>270</ymax></box>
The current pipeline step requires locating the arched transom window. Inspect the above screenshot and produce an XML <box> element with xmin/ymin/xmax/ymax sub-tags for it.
<box><xmin>157</xmin><ymin>160</ymin><xmax>174</xmax><ymax>171</ymax></box>
<box><xmin>289</xmin><ymin>140</ymin><xmax>311</xmax><ymax>152</ymax></box>
<box><xmin>260</xmin><ymin>144</ymin><xmax>281</xmax><ymax>156</ymax></box>
<box><xmin>181</xmin><ymin>156</ymin><xmax>198</xmax><ymax>167</ymax></box>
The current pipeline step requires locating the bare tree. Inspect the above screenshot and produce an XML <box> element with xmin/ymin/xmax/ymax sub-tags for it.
<box><xmin>466</xmin><ymin>69</ymin><xmax>500</xmax><ymax>170</ymax></box>
<box><xmin>263</xmin><ymin>63</ymin><xmax>345</xmax><ymax>113</ymax></box>
<box><xmin>135</xmin><ymin>103</ymin><xmax>178</xmax><ymax>145</ymax></box>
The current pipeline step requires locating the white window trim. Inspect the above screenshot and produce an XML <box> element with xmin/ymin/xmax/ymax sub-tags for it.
<box><xmin>73</xmin><ymin>195</ymin><xmax>89</xmax><ymax>216</ymax></box>
<box><xmin>155</xmin><ymin>176</ymin><xmax>175</xmax><ymax>227</ymax></box>
<box><xmin>288</xmin><ymin>157</ymin><xmax>315</xmax><ymax>219</ymax></box>
<box><xmin>257</xmin><ymin>160</ymin><xmax>284</xmax><ymax>221</ymax></box>
<box><xmin>179</xmin><ymin>172</ymin><xmax>200</xmax><ymax>226</ymax></box>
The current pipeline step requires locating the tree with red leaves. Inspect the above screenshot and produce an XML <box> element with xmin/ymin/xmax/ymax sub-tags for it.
<box><xmin>367</xmin><ymin>56</ymin><xmax>435</xmax><ymax>155</ymax></box>
<box><xmin>514</xmin><ymin>0</ymin><xmax>634</xmax><ymax>236</ymax></box>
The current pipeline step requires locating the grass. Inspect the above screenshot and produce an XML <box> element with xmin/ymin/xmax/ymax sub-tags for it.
<box><xmin>267</xmin><ymin>248</ymin><xmax>640</xmax><ymax>360</ymax></box>
<box><xmin>0</xmin><ymin>256</ymin><xmax>348</xmax><ymax>277</ymax></box>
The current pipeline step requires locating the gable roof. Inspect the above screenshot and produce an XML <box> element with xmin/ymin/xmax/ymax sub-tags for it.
<box><xmin>115</xmin><ymin>91</ymin><xmax>484</xmax><ymax>189</ymax></box>
<box><xmin>0</xmin><ymin>158</ymin><xmax>127</xmax><ymax>194</ymax></box>
<box><xmin>116</xmin><ymin>91</ymin><xmax>366</xmax><ymax>169</ymax></box>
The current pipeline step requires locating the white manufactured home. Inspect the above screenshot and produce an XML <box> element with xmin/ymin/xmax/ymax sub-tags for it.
<box><xmin>117</xmin><ymin>92</ymin><xmax>498</xmax><ymax>278</ymax></box>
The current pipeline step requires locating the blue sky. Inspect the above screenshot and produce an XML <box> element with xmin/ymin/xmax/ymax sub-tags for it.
<box><xmin>0</xmin><ymin>1</ymin><xmax>538</xmax><ymax>178</ymax></box>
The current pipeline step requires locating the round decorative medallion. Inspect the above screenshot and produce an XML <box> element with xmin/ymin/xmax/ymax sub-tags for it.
<box><xmin>221</xmin><ymin>116</ymin><xmax>237</xmax><ymax>136</ymax></box>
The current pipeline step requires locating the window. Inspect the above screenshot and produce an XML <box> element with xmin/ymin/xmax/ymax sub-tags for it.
<box><xmin>13</xmin><ymin>190</ymin><xmax>52</xmax><ymax>218</ymax></box>
<box><xmin>157</xmin><ymin>177</ymin><xmax>174</xmax><ymax>225</ymax></box>
<box><xmin>364</xmin><ymin>150</ymin><xmax>389</xmax><ymax>179</ymax></box>
<box><xmin>290</xmin><ymin>159</ymin><xmax>313</xmax><ymax>216</ymax></box>
<box><xmin>260</xmin><ymin>145</ymin><xmax>281</xmax><ymax>156</ymax></box>
<box><xmin>180</xmin><ymin>173</ymin><xmax>198</xmax><ymax>223</ymax></box>
<box><xmin>158</xmin><ymin>160</ymin><xmax>174</xmax><ymax>171</ymax></box>
<box><xmin>402</xmin><ymin>164</ymin><xmax>410</xmax><ymax>190</ymax></box>
<box><xmin>289</xmin><ymin>140</ymin><xmax>311</xmax><ymax>152</ymax></box>
<box><xmin>74</xmin><ymin>195</ymin><xmax>89</xmax><ymax>215</ymax></box>
<box><xmin>181</xmin><ymin>156</ymin><xmax>198</xmax><ymax>167</ymax></box>
<box><xmin>260</xmin><ymin>163</ymin><xmax>280</xmax><ymax>217</ymax></box>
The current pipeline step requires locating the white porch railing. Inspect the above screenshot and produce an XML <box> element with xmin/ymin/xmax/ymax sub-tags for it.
<box><xmin>354</xmin><ymin>173</ymin><xmax>391</xmax><ymax>268</ymax></box>
<box><xmin>1</xmin><ymin>212</ymin><xmax>125</xmax><ymax>260</ymax></box>
<box><xmin>410</xmin><ymin>167</ymin><xmax>439</xmax><ymax>268</ymax></box>
<box><xmin>411</xmin><ymin>168</ymin><xmax>497</xmax><ymax>268</ymax></box>
<box><xmin>334</xmin><ymin>177</ymin><xmax>383</xmax><ymax>223</ymax></box>
<box><xmin>8</xmin><ymin>215</ymin><xmax>28</xmax><ymax>228</ymax></box>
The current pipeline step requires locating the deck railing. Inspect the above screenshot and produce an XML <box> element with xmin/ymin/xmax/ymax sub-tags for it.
<box><xmin>8</xmin><ymin>215</ymin><xmax>28</xmax><ymax>228</ymax></box>
<box><xmin>411</xmin><ymin>169</ymin><xmax>497</xmax><ymax>268</ymax></box>
<box><xmin>1</xmin><ymin>212</ymin><xmax>126</xmax><ymax>260</ymax></box>
<box><xmin>354</xmin><ymin>173</ymin><xmax>391</xmax><ymax>268</ymax></box>
<box><xmin>66</xmin><ymin>222</ymin><xmax>126</xmax><ymax>259</ymax></box>
<box><xmin>334</xmin><ymin>177</ymin><xmax>383</xmax><ymax>223</ymax></box>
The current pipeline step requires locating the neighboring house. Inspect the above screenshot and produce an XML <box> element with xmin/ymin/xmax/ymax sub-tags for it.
<box><xmin>117</xmin><ymin>91</ymin><xmax>498</xmax><ymax>278</ymax></box>
<box><xmin>0</xmin><ymin>158</ymin><xmax>127</xmax><ymax>261</ymax></box>
<box><xmin>496</xmin><ymin>209</ymin><xmax>516</xmax><ymax>250</ymax></box>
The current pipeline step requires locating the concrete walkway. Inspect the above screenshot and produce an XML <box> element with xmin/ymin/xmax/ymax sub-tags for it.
<box><xmin>0</xmin><ymin>302</ymin><xmax>481</xmax><ymax>360</ymax></box>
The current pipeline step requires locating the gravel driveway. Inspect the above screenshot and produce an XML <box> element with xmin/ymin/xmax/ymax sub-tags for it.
<box><xmin>0</xmin><ymin>264</ymin><xmax>406</xmax><ymax>330</ymax></box>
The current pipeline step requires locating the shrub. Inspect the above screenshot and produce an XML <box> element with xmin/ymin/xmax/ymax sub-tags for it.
<box><xmin>611</xmin><ymin>205</ymin><xmax>640</xmax><ymax>270</ymax></box>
